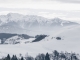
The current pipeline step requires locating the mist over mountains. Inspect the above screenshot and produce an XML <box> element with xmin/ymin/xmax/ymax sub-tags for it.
<box><xmin>0</xmin><ymin>13</ymin><xmax>79</xmax><ymax>35</ymax></box>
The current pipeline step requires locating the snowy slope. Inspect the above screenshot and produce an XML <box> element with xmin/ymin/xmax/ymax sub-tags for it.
<box><xmin>4</xmin><ymin>36</ymin><xmax>35</xmax><ymax>44</ymax></box>
<box><xmin>0</xmin><ymin>25</ymin><xmax>80</xmax><ymax>58</ymax></box>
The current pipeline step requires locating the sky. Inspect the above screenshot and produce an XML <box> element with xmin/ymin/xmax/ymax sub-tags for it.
<box><xmin>0</xmin><ymin>0</ymin><xmax>80</xmax><ymax>22</ymax></box>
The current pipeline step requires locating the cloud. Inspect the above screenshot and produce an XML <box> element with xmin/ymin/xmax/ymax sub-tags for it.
<box><xmin>0</xmin><ymin>0</ymin><xmax>80</xmax><ymax>23</ymax></box>
<box><xmin>0</xmin><ymin>0</ymin><xmax>80</xmax><ymax>4</ymax></box>
<box><xmin>0</xmin><ymin>0</ymin><xmax>80</xmax><ymax>11</ymax></box>
<box><xmin>0</xmin><ymin>0</ymin><xmax>49</xmax><ymax>4</ymax></box>
<box><xmin>52</xmin><ymin>0</ymin><xmax>80</xmax><ymax>3</ymax></box>
<box><xmin>0</xmin><ymin>8</ymin><xmax>80</xmax><ymax>23</ymax></box>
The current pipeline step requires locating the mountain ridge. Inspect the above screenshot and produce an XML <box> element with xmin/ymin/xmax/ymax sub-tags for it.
<box><xmin>0</xmin><ymin>13</ymin><xmax>78</xmax><ymax>23</ymax></box>
<box><xmin>0</xmin><ymin>13</ymin><xmax>79</xmax><ymax>35</ymax></box>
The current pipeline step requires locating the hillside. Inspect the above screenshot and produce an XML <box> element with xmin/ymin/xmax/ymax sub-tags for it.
<box><xmin>0</xmin><ymin>25</ymin><xmax>80</xmax><ymax>57</ymax></box>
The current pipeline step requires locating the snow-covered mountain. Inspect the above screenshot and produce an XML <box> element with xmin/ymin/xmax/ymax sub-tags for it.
<box><xmin>0</xmin><ymin>13</ymin><xmax>79</xmax><ymax>35</ymax></box>
<box><xmin>0</xmin><ymin>13</ymin><xmax>80</xmax><ymax>58</ymax></box>
<box><xmin>0</xmin><ymin>13</ymin><xmax>78</xmax><ymax>26</ymax></box>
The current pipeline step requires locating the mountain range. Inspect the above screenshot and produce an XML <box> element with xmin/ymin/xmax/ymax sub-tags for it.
<box><xmin>0</xmin><ymin>13</ymin><xmax>79</xmax><ymax>35</ymax></box>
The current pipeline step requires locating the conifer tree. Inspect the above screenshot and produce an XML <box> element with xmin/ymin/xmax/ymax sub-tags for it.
<box><xmin>21</xmin><ymin>57</ymin><xmax>24</xmax><ymax>60</ymax></box>
<box><xmin>14</xmin><ymin>55</ymin><xmax>18</xmax><ymax>60</ymax></box>
<box><xmin>6</xmin><ymin>54</ymin><xmax>10</xmax><ymax>60</ymax></box>
<box><xmin>11</xmin><ymin>55</ymin><xmax>15</xmax><ymax>60</ymax></box>
<box><xmin>45</xmin><ymin>53</ymin><xmax>50</xmax><ymax>60</ymax></box>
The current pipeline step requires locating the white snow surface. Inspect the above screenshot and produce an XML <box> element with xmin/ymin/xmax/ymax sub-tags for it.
<box><xmin>0</xmin><ymin>25</ymin><xmax>80</xmax><ymax>58</ymax></box>
<box><xmin>4</xmin><ymin>36</ymin><xmax>35</xmax><ymax>44</ymax></box>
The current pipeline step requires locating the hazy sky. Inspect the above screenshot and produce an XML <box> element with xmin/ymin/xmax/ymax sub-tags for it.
<box><xmin>0</xmin><ymin>0</ymin><xmax>80</xmax><ymax>22</ymax></box>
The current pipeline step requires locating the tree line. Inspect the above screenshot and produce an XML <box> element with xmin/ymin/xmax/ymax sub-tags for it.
<box><xmin>1</xmin><ymin>50</ymin><xmax>79</xmax><ymax>60</ymax></box>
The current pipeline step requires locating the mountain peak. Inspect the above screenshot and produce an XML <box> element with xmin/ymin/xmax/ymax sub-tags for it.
<box><xmin>7</xmin><ymin>13</ymin><xmax>22</xmax><ymax>16</ymax></box>
<box><xmin>0</xmin><ymin>13</ymin><xmax>78</xmax><ymax>26</ymax></box>
<box><xmin>53</xmin><ymin>17</ymin><xmax>61</xmax><ymax>20</ymax></box>
<box><xmin>0</xmin><ymin>13</ymin><xmax>79</xmax><ymax>35</ymax></box>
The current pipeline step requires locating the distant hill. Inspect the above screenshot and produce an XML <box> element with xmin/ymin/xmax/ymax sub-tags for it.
<box><xmin>0</xmin><ymin>33</ymin><xmax>33</xmax><ymax>40</ymax></box>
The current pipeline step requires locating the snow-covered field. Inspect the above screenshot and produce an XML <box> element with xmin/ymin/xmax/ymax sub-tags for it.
<box><xmin>0</xmin><ymin>25</ymin><xmax>80</xmax><ymax>58</ymax></box>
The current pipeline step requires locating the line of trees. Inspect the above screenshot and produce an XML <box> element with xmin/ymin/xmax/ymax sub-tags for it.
<box><xmin>33</xmin><ymin>35</ymin><xmax>47</xmax><ymax>42</ymax></box>
<box><xmin>51</xmin><ymin>50</ymin><xmax>79</xmax><ymax>60</ymax></box>
<box><xmin>1</xmin><ymin>50</ymin><xmax>79</xmax><ymax>60</ymax></box>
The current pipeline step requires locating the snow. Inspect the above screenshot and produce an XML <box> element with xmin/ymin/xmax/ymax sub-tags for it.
<box><xmin>0</xmin><ymin>13</ymin><xmax>79</xmax><ymax>58</ymax></box>
<box><xmin>4</xmin><ymin>36</ymin><xmax>35</xmax><ymax>44</ymax></box>
<box><xmin>19</xmin><ymin>38</ymin><xmax>35</xmax><ymax>44</ymax></box>
<box><xmin>0</xmin><ymin>25</ymin><xmax>80</xmax><ymax>58</ymax></box>
<box><xmin>0</xmin><ymin>13</ymin><xmax>78</xmax><ymax>36</ymax></box>
<box><xmin>0</xmin><ymin>13</ymin><xmax>78</xmax><ymax>27</ymax></box>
